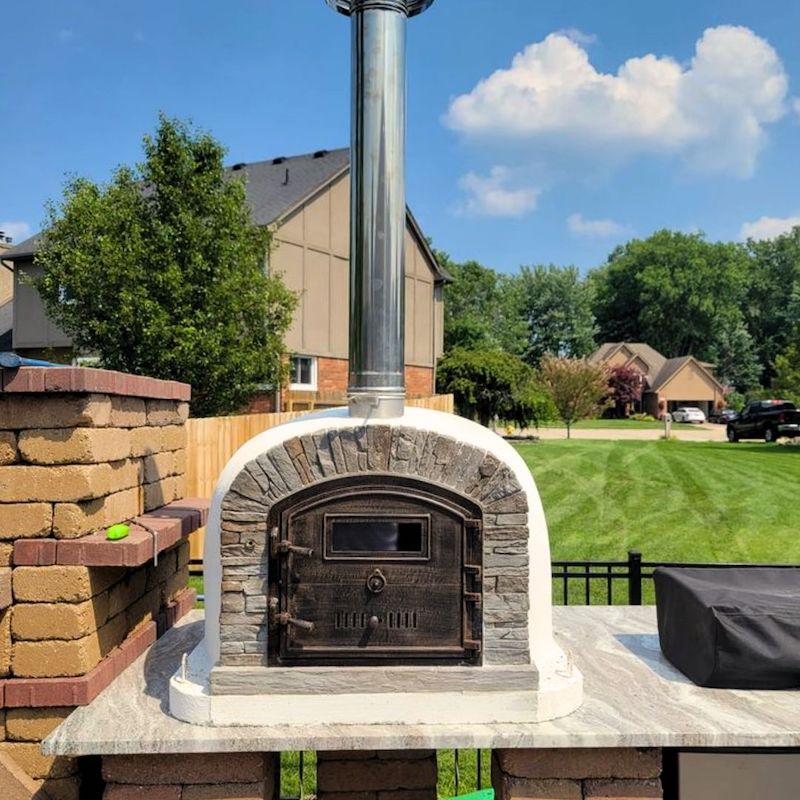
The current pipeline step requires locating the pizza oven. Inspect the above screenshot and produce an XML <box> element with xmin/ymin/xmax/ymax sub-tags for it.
<box><xmin>168</xmin><ymin>0</ymin><xmax>582</xmax><ymax>727</ymax></box>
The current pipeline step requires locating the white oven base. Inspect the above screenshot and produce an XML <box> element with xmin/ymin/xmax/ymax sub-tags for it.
<box><xmin>169</xmin><ymin>641</ymin><xmax>583</xmax><ymax>727</ymax></box>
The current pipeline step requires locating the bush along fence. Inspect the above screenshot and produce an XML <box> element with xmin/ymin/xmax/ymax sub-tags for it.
<box><xmin>0</xmin><ymin>366</ymin><xmax>207</xmax><ymax>799</ymax></box>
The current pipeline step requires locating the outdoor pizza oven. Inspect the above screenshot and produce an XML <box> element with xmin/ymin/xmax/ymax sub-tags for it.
<box><xmin>168</xmin><ymin>0</ymin><xmax>582</xmax><ymax>727</ymax></box>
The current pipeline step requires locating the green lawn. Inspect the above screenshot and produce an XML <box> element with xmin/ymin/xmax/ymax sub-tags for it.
<box><xmin>517</xmin><ymin>439</ymin><xmax>800</xmax><ymax>563</ymax></box>
<box><xmin>537</xmin><ymin>418</ymin><xmax>668</xmax><ymax>430</ymax></box>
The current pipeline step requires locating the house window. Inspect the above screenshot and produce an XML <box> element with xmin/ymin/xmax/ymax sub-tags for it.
<box><xmin>290</xmin><ymin>355</ymin><xmax>317</xmax><ymax>390</ymax></box>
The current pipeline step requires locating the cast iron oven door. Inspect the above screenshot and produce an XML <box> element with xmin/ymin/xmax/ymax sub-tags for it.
<box><xmin>269</xmin><ymin>475</ymin><xmax>483</xmax><ymax>666</ymax></box>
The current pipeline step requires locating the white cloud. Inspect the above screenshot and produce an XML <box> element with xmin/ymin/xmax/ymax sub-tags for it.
<box><xmin>0</xmin><ymin>221</ymin><xmax>31</xmax><ymax>244</ymax></box>
<box><xmin>793</xmin><ymin>98</ymin><xmax>800</xmax><ymax>118</ymax></box>
<box><xmin>740</xmin><ymin>214</ymin><xmax>800</xmax><ymax>241</ymax></box>
<box><xmin>457</xmin><ymin>167</ymin><xmax>539</xmax><ymax>218</ymax></box>
<box><xmin>445</xmin><ymin>26</ymin><xmax>788</xmax><ymax>177</ymax></box>
<box><xmin>567</xmin><ymin>213</ymin><xmax>630</xmax><ymax>238</ymax></box>
<box><xmin>554</xmin><ymin>28</ymin><xmax>597</xmax><ymax>46</ymax></box>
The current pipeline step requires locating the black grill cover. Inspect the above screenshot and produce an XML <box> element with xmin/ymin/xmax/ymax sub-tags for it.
<box><xmin>654</xmin><ymin>567</ymin><xmax>800</xmax><ymax>688</ymax></box>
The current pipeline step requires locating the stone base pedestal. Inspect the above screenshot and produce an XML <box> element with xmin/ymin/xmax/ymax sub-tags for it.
<box><xmin>492</xmin><ymin>748</ymin><xmax>663</xmax><ymax>799</ymax></box>
<box><xmin>102</xmin><ymin>753</ymin><xmax>278</xmax><ymax>800</ymax></box>
<box><xmin>317</xmin><ymin>750</ymin><xmax>437</xmax><ymax>800</ymax></box>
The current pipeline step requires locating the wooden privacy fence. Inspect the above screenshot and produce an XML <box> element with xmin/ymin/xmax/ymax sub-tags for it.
<box><xmin>185</xmin><ymin>394</ymin><xmax>454</xmax><ymax>560</ymax></box>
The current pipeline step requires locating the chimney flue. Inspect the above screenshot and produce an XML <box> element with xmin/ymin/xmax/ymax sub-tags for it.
<box><xmin>326</xmin><ymin>0</ymin><xmax>435</xmax><ymax>419</ymax></box>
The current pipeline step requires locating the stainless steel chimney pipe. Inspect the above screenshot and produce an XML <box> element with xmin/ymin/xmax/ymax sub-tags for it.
<box><xmin>326</xmin><ymin>0</ymin><xmax>435</xmax><ymax>418</ymax></box>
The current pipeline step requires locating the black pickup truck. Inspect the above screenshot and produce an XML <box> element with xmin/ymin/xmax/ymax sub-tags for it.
<box><xmin>726</xmin><ymin>400</ymin><xmax>800</xmax><ymax>443</ymax></box>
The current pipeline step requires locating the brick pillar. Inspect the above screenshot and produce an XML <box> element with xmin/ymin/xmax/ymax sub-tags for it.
<box><xmin>317</xmin><ymin>750</ymin><xmax>438</xmax><ymax>799</ymax></box>
<box><xmin>102</xmin><ymin>753</ymin><xmax>278</xmax><ymax>799</ymax></box>
<box><xmin>0</xmin><ymin>366</ymin><xmax>203</xmax><ymax>799</ymax></box>
<box><xmin>492</xmin><ymin>748</ymin><xmax>663</xmax><ymax>799</ymax></box>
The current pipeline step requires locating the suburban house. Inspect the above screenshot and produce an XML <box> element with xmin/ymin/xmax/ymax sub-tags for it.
<box><xmin>0</xmin><ymin>148</ymin><xmax>449</xmax><ymax>410</ymax></box>
<box><xmin>0</xmin><ymin>234</ymin><xmax>15</xmax><ymax>350</ymax></box>
<box><xmin>590</xmin><ymin>342</ymin><xmax>726</xmax><ymax>417</ymax></box>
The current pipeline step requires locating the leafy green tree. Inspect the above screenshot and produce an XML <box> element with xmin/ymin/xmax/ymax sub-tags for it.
<box><xmin>540</xmin><ymin>357</ymin><xmax>610</xmax><ymax>438</ymax></box>
<box><xmin>706</xmin><ymin>321</ymin><xmax>761</xmax><ymax>392</ymax></box>
<box><xmin>36</xmin><ymin>115</ymin><xmax>296</xmax><ymax>417</ymax></box>
<box><xmin>437</xmin><ymin>251</ymin><xmax>527</xmax><ymax>356</ymax></box>
<box><xmin>743</xmin><ymin>226</ymin><xmax>800</xmax><ymax>385</ymax></box>
<box><xmin>436</xmin><ymin>348</ymin><xmax>552</xmax><ymax>427</ymax></box>
<box><xmin>518</xmin><ymin>264</ymin><xmax>597</xmax><ymax>367</ymax></box>
<box><xmin>772</xmin><ymin>328</ymin><xmax>800</xmax><ymax>404</ymax></box>
<box><xmin>591</xmin><ymin>230</ymin><xmax>750</xmax><ymax>363</ymax></box>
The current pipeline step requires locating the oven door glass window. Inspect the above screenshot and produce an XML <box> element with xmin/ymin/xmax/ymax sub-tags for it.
<box><xmin>324</xmin><ymin>515</ymin><xmax>430</xmax><ymax>560</ymax></box>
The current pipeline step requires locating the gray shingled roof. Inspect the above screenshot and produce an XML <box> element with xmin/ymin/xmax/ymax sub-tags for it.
<box><xmin>0</xmin><ymin>148</ymin><xmax>449</xmax><ymax>281</ymax></box>
<box><xmin>237</xmin><ymin>147</ymin><xmax>350</xmax><ymax>226</ymax></box>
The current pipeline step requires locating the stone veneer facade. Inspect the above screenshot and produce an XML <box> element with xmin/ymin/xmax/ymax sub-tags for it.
<box><xmin>218</xmin><ymin>423</ymin><xmax>530</xmax><ymax>667</ymax></box>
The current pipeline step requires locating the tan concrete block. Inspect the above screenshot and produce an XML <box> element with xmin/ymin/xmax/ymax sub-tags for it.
<box><xmin>583</xmin><ymin>779</ymin><xmax>663</xmax><ymax>799</ymax></box>
<box><xmin>143</xmin><ymin>476</ymin><xmax>181</xmax><ymax>512</ymax></box>
<box><xmin>142</xmin><ymin>451</ymin><xmax>179</xmax><ymax>484</ymax></box>
<box><xmin>496</xmin><ymin>779</ymin><xmax>582</xmax><ymax>800</ymax></box>
<box><xmin>176</xmin><ymin>539</ymin><xmax>191</xmax><ymax>570</ymax></box>
<box><xmin>102</xmin><ymin>753</ymin><xmax>266</xmax><ymax>785</ymax></box>
<box><xmin>11</xmin><ymin>611</ymin><xmax>127</xmax><ymax>677</ymax></box>
<box><xmin>53</xmin><ymin>487</ymin><xmax>143</xmax><ymax>539</ymax></box>
<box><xmin>5</xmin><ymin>707</ymin><xmax>74</xmax><ymax>742</ymax></box>
<box><xmin>161</xmin><ymin>425</ymin><xmax>187</xmax><ymax>452</ymax></box>
<box><xmin>162</xmin><ymin>564</ymin><xmax>189</xmax><ymax>605</ymax></box>
<box><xmin>317</xmin><ymin>758</ymin><xmax>437</xmax><ymax>792</ymax></box>
<box><xmin>0</xmin><ymin>459</ymin><xmax>142</xmax><ymax>503</ymax></box>
<box><xmin>13</xmin><ymin>566</ymin><xmax>124</xmax><ymax>603</ymax></box>
<box><xmin>173</xmin><ymin>473</ymin><xmax>186</xmax><ymax>501</ymax></box>
<box><xmin>18</xmin><ymin>427</ymin><xmax>133</xmax><ymax>465</ymax></box>
<box><xmin>12</xmin><ymin>594</ymin><xmax>110</xmax><ymax>640</ymax></box>
<box><xmin>0</xmin><ymin>394</ymin><xmax>112</xmax><ymax>430</ymax></box>
<box><xmin>109</xmin><ymin>397</ymin><xmax>147</xmax><ymax>428</ymax></box>
<box><xmin>496</xmin><ymin>749</ymin><xmax>662</xmax><ymax>781</ymax></box>
<box><xmin>183</xmin><ymin>783</ymin><xmax>267</xmax><ymax>800</ymax></box>
<box><xmin>0</xmin><ymin>742</ymin><xmax>78</xmax><ymax>779</ymax></box>
<box><xmin>145</xmin><ymin>400</ymin><xmax>189</xmax><ymax>427</ymax></box>
<box><xmin>126</xmin><ymin>586</ymin><xmax>162</xmax><ymax>633</ymax></box>
<box><xmin>104</xmin><ymin>785</ymin><xmax>181</xmax><ymax>800</ymax></box>
<box><xmin>0</xmin><ymin>543</ymin><xmax>13</xmax><ymax>566</ymax></box>
<box><xmin>146</xmin><ymin>549</ymin><xmax>177</xmax><ymax>592</ymax></box>
<box><xmin>129</xmin><ymin>427</ymin><xmax>165</xmax><ymax>458</ymax></box>
<box><xmin>0</xmin><ymin>503</ymin><xmax>52</xmax><ymax>540</ymax></box>
<box><xmin>0</xmin><ymin>431</ymin><xmax>17</xmax><ymax>465</ymax></box>
<box><xmin>39</xmin><ymin>775</ymin><xmax>82</xmax><ymax>800</ymax></box>
<box><xmin>0</xmin><ymin>608</ymin><xmax>11</xmax><ymax>676</ymax></box>
<box><xmin>107</xmin><ymin>570</ymin><xmax>147</xmax><ymax>619</ymax></box>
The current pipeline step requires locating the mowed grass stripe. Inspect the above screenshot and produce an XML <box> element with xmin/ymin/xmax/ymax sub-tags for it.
<box><xmin>515</xmin><ymin>440</ymin><xmax>800</xmax><ymax>563</ymax></box>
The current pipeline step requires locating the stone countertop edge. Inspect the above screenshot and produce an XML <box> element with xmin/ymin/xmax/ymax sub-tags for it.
<box><xmin>42</xmin><ymin>606</ymin><xmax>800</xmax><ymax>756</ymax></box>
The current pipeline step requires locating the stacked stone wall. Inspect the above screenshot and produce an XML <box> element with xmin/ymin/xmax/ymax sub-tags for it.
<box><xmin>219</xmin><ymin>424</ymin><xmax>530</xmax><ymax>667</ymax></box>
<box><xmin>0</xmin><ymin>367</ymin><xmax>203</xmax><ymax>799</ymax></box>
<box><xmin>492</xmin><ymin>748</ymin><xmax>663</xmax><ymax>799</ymax></box>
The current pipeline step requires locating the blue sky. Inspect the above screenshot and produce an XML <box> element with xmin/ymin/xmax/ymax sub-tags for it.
<box><xmin>2</xmin><ymin>0</ymin><xmax>800</xmax><ymax>273</ymax></box>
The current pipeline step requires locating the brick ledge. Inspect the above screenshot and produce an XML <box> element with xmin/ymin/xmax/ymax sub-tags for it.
<box><xmin>1</xmin><ymin>366</ymin><xmax>191</xmax><ymax>401</ymax></box>
<box><xmin>14</xmin><ymin>499</ymin><xmax>210</xmax><ymax>567</ymax></box>
<box><xmin>0</xmin><ymin>587</ymin><xmax>197</xmax><ymax>708</ymax></box>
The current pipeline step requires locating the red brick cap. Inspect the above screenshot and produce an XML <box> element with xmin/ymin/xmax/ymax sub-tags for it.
<box><xmin>14</xmin><ymin>499</ymin><xmax>209</xmax><ymax>567</ymax></box>
<box><xmin>1</xmin><ymin>366</ymin><xmax>191</xmax><ymax>401</ymax></box>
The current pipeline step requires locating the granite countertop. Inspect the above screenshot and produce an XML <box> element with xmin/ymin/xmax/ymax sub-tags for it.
<box><xmin>43</xmin><ymin>606</ymin><xmax>800</xmax><ymax>755</ymax></box>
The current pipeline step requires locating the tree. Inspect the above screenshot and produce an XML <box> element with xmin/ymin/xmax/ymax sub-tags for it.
<box><xmin>437</xmin><ymin>251</ymin><xmax>527</xmax><ymax>356</ymax></box>
<box><xmin>743</xmin><ymin>226</ymin><xmax>800</xmax><ymax>386</ymax></box>
<box><xmin>36</xmin><ymin>115</ymin><xmax>296</xmax><ymax>417</ymax></box>
<box><xmin>540</xmin><ymin>357</ymin><xmax>610</xmax><ymax>438</ymax></box>
<box><xmin>608</xmin><ymin>365</ymin><xmax>643</xmax><ymax>418</ymax></box>
<box><xmin>518</xmin><ymin>264</ymin><xmax>597</xmax><ymax>367</ymax></box>
<box><xmin>706</xmin><ymin>321</ymin><xmax>761</xmax><ymax>393</ymax></box>
<box><xmin>436</xmin><ymin>348</ymin><xmax>552</xmax><ymax>427</ymax></box>
<box><xmin>590</xmin><ymin>230</ymin><xmax>750</xmax><ymax>363</ymax></box>
<box><xmin>772</xmin><ymin>328</ymin><xmax>800</xmax><ymax>404</ymax></box>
